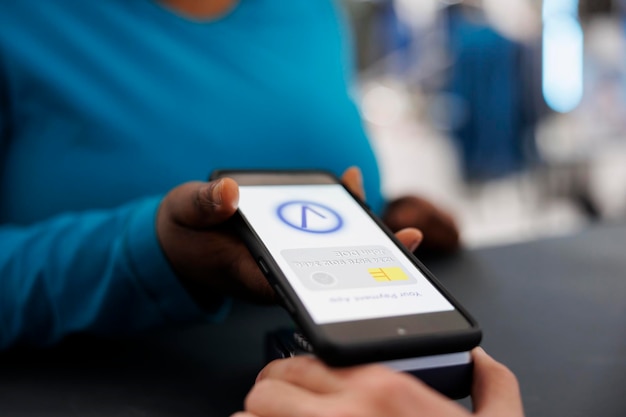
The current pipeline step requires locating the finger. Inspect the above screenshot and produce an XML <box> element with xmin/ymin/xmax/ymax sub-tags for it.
<box><xmin>343</xmin><ymin>365</ymin><xmax>468</xmax><ymax>417</ymax></box>
<box><xmin>245</xmin><ymin>378</ymin><xmax>326</xmax><ymax>417</ymax></box>
<box><xmin>341</xmin><ymin>166</ymin><xmax>365</xmax><ymax>201</ymax></box>
<box><xmin>256</xmin><ymin>357</ymin><xmax>344</xmax><ymax>394</ymax></box>
<box><xmin>164</xmin><ymin>179</ymin><xmax>239</xmax><ymax>228</ymax></box>
<box><xmin>394</xmin><ymin>227</ymin><xmax>423</xmax><ymax>253</ymax></box>
<box><xmin>472</xmin><ymin>348</ymin><xmax>524</xmax><ymax>417</ymax></box>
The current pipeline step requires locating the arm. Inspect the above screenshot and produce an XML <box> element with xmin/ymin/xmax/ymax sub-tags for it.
<box><xmin>0</xmin><ymin>53</ymin><xmax>260</xmax><ymax>349</ymax></box>
<box><xmin>234</xmin><ymin>348</ymin><xmax>524</xmax><ymax>417</ymax></box>
<box><xmin>0</xmin><ymin>197</ymin><xmax>208</xmax><ymax>349</ymax></box>
<box><xmin>0</xmin><ymin>175</ymin><xmax>281</xmax><ymax>350</ymax></box>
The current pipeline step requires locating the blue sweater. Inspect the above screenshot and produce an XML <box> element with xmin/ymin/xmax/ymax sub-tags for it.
<box><xmin>0</xmin><ymin>0</ymin><xmax>383</xmax><ymax>348</ymax></box>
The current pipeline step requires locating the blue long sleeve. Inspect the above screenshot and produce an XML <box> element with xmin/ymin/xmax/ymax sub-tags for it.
<box><xmin>0</xmin><ymin>0</ymin><xmax>383</xmax><ymax>348</ymax></box>
<box><xmin>0</xmin><ymin>197</ymin><xmax>207</xmax><ymax>349</ymax></box>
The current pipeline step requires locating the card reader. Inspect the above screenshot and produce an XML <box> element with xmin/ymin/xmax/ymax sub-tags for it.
<box><xmin>265</xmin><ymin>328</ymin><xmax>473</xmax><ymax>399</ymax></box>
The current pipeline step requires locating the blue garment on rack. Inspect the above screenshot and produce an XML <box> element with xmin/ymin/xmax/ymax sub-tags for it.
<box><xmin>445</xmin><ymin>7</ymin><xmax>527</xmax><ymax>181</ymax></box>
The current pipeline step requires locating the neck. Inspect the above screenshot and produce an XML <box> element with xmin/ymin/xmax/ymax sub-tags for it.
<box><xmin>159</xmin><ymin>0</ymin><xmax>238</xmax><ymax>19</ymax></box>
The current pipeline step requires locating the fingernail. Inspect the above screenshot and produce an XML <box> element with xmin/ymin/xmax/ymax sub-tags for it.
<box><xmin>255</xmin><ymin>369</ymin><xmax>264</xmax><ymax>383</ymax></box>
<box><xmin>211</xmin><ymin>179</ymin><xmax>223</xmax><ymax>206</ymax></box>
<box><xmin>472</xmin><ymin>346</ymin><xmax>487</xmax><ymax>358</ymax></box>
<box><xmin>409</xmin><ymin>233</ymin><xmax>423</xmax><ymax>252</ymax></box>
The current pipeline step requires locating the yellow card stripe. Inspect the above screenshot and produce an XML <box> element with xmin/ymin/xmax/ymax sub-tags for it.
<box><xmin>368</xmin><ymin>267</ymin><xmax>409</xmax><ymax>282</ymax></box>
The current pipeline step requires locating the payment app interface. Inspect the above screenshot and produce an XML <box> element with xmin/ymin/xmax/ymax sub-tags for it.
<box><xmin>239</xmin><ymin>184</ymin><xmax>454</xmax><ymax>324</ymax></box>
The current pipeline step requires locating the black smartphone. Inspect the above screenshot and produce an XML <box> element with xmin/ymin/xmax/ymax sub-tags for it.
<box><xmin>211</xmin><ymin>169</ymin><xmax>481</xmax><ymax>366</ymax></box>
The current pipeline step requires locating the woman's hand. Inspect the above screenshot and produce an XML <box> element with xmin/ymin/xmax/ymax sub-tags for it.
<box><xmin>156</xmin><ymin>177</ymin><xmax>269</xmax><ymax>307</ymax></box>
<box><xmin>233</xmin><ymin>348</ymin><xmax>524</xmax><ymax>417</ymax></box>
<box><xmin>382</xmin><ymin>195</ymin><xmax>460</xmax><ymax>255</ymax></box>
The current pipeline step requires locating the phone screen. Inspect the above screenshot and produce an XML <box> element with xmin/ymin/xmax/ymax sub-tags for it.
<box><xmin>238</xmin><ymin>183</ymin><xmax>456</xmax><ymax>325</ymax></box>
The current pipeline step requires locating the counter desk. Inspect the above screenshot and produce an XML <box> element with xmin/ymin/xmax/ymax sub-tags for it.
<box><xmin>1</xmin><ymin>224</ymin><xmax>625</xmax><ymax>416</ymax></box>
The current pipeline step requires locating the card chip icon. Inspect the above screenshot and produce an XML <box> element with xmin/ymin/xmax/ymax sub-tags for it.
<box><xmin>368</xmin><ymin>267</ymin><xmax>409</xmax><ymax>282</ymax></box>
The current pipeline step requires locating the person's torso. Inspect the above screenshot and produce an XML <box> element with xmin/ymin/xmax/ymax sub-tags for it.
<box><xmin>0</xmin><ymin>0</ymin><xmax>382</xmax><ymax>224</ymax></box>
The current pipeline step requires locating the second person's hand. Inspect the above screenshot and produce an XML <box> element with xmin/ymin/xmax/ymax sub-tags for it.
<box><xmin>233</xmin><ymin>348</ymin><xmax>524</xmax><ymax>417</ymax></box>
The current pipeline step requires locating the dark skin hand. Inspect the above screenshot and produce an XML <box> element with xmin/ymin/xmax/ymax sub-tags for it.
<box><xmin>156</xmin><ymin>167</ymin><xmax>423</xmax><ymax>309</ymax></box>
<box><xmin>383</xmin><ymin>195</ymin><xmax>460</xmax><ymax>256</ymax></box>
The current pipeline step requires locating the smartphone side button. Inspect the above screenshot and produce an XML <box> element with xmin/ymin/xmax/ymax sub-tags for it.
<box><xmin>257</xmin><ymin>257</ymin><xmax>270</xmax><ymax>275</ymax></box>
<box><xmin>256</xmin><ymin>257</ymin><xmax>297</xmax><ymax>315</ymax></box>
<box><xmin>273</xmin><ymin>285</ymin><xmax>297</xmax><ymax>315</ymax></box>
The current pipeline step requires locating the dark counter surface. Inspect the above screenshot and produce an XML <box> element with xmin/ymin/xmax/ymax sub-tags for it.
<box><xmin>1</xmin><ymin>224</ymin><xmax>625</xmax><ymax>416</ymax></box>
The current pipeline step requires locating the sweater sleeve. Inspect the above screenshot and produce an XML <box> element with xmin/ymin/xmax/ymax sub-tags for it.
<box><xmin>0</xmin><ymin>196</ymin><xmax>225</xmax><ymax>350</ymax></box>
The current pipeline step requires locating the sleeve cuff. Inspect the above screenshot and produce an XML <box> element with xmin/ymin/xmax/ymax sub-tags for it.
<box><xmin>123</xmin><ymin>197</ymin><xmax>230</xmax><ymax>323</ymax></box>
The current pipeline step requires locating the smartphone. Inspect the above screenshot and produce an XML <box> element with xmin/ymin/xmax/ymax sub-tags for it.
<box><xmin>211</xmin><ymin>170</ymin><xmax>481</xmax><ymax>366</ymax></box>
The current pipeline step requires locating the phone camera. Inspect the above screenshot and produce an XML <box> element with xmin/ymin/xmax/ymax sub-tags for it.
<box><xmin>311</xmin><ymin>271</ymin><xmax>337</xmax><ymax>287</ymax></box>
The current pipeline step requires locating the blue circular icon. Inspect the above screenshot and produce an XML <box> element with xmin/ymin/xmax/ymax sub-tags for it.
<box><xmin>277</xmin><ymin>200</ymin><xmax>343</xmax><ymax>234</ymax></box>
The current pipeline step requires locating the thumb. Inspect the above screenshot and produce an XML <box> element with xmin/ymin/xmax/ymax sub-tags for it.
<box><xmin>164</xmin><ymin>179</ymin><xmax>240</xmax><ymax>228</ymax></box>
<box><xmin>472</xmin><ymin>348</ymin><xmax>524</xmax><ymax>417</ymax></box>
<box><xmin>341</xmin><ymin>166</ymin><xmax>365</xmax><ymax>201</ymax></box>
<box><xmin>394</xmin><ymin>227</ymin><xmax>423</xmax><ymax>253</ymax></box>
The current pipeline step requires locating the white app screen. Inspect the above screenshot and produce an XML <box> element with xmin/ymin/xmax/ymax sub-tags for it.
<box><xmin>239</xmin><ymin>184</ymin><xmax>454</xmax><ymax>324</ymax></box>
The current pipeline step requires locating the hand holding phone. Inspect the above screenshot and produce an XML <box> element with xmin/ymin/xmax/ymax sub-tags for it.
<box><xmin>155</xmin><ymin>179</ymin><xmax>272</xmax><ymax>308</ymax></box>
<box><xmin>211</xmin><ymin>170</ymin><xmax>481</xmax><ymax>366</ymax></box>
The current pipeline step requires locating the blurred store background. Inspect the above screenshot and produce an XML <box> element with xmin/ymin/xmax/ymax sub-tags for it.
<box><xmin>343</xmin><ymin>0</ymin><xmax>626</xmax><ymax>248</ymax></box>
